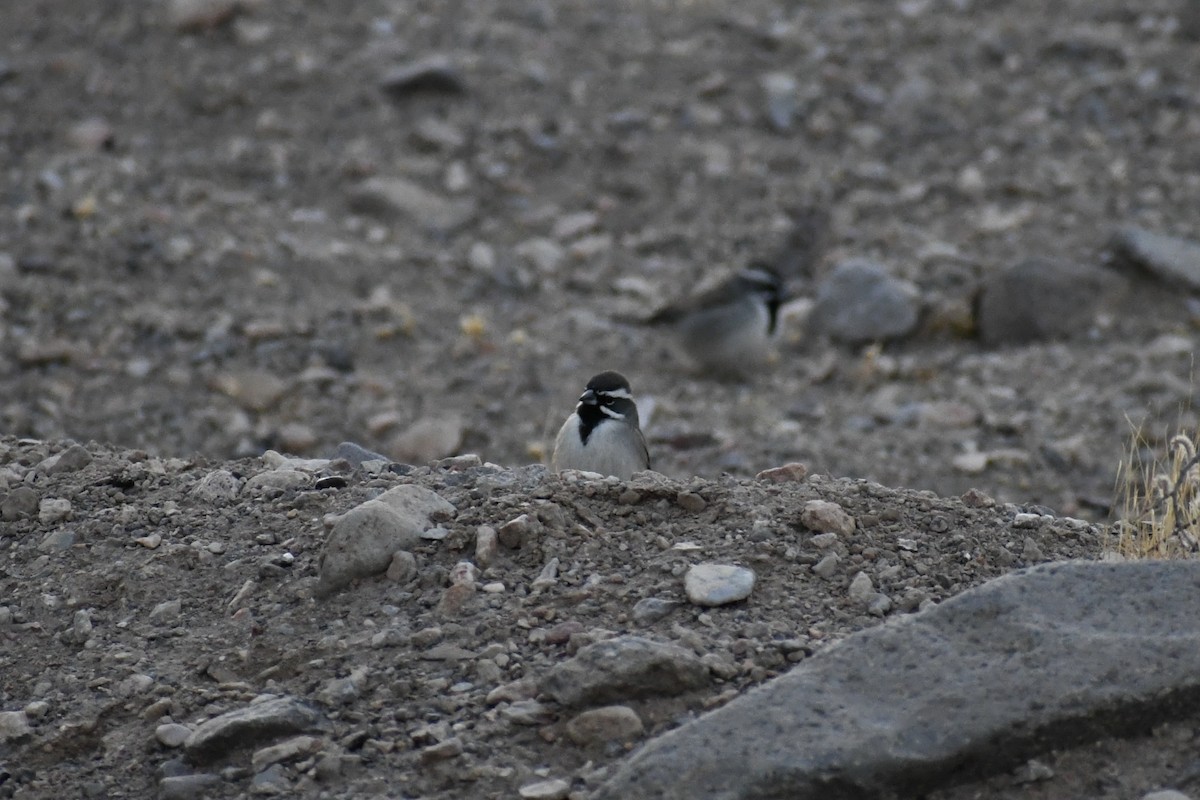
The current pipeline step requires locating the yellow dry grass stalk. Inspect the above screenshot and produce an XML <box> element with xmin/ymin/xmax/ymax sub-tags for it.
<box><xmin>1112</xmin><ymin>428</ymin><xmax>1200</xmax><ymax>559</ymax></box>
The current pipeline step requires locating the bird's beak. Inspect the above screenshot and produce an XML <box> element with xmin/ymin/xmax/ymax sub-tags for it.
<box><xmin>578</xmin><ymin>389</ymin><xmax>598</xmax><ymax>406</ymax></box>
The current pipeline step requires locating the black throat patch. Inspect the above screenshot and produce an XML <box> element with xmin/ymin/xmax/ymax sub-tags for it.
<box><xmin>576</xmin><ymin>396</ymin><xmax>636</xmax><ymax>445</ymax></box>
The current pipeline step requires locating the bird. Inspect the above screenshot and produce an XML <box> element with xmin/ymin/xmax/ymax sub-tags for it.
<box><xmin>552</xmin><ymin>370</ymin><xmax>650</xmax><ymax>480</ymax></box>
<box><xmin>646</xmin><ymin>262</ymin><xmax>784</xmax><ymax>380</ymax></box>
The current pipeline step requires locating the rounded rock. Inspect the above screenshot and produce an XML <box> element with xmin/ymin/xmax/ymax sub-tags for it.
<box><xmin>684</xmin><ymin>564</ymin><xmax>756</xmax><ymax>607</ymax></box>
<box><xmin>565</xmin><ymin>705</ymin><xmax>644</xmax><ymax>746</ymax></box>
<box><xmin>156</xmin><ymin>723</ymin><xmax>193</xmax><ymax>748</ymax></box>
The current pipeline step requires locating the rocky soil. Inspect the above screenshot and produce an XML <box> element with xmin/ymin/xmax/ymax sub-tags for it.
<box><xmin>4</xmin><ymin>0</ymin><xmax>1200</xmax><ymax>798</ymax></box>
<box><xmin>0</xmin><ymin>436</ymin><xmax>1122</xmax><ymax>800</ymax></box>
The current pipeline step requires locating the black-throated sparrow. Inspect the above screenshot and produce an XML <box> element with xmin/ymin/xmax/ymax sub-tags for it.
<box><xmin>552</xmin><ymin>370</ymin><xmax>650</xmax><ymax>479</ymax></box>
<box><xmin>647</xmin><ymin>262</ymin><xmax>783</xmax><ymax>380</ymax></box>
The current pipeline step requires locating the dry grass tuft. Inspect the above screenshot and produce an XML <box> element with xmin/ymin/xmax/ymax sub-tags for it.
<box><xmin>1112</xmin><ymin>426</ymin><xmax>1200</xmax><ymax>559</ymax></box>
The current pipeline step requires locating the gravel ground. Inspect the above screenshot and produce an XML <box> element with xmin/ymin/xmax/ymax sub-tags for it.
<box><xmin>0</xmin><ymin>436</ymin><xmax>1116</xmax><ymax>800</ymax></box>
<box><xmin>4</xmin><ymin>1</ymin><xmax>1200</xmax><ymax>798</ymax></box>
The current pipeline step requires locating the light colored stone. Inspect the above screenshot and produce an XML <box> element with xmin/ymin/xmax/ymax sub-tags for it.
<box><xmin>242</xmin><ymin>469</ymin><xmax>310</xmax><ymax>494</ymax></box>
<box><xmin>209</xmin><ymin>369</ymin><xmax>287</xmax><ymax>412</ymax></box>
<box><xmin>150</xmin><ymin>599</ymin><xmax>183</xmax><ymax>623</ymax></box>
<box><xmin>316</xmin><ymin>666</ymin><xmax>369</xmax><ymax>707</ymax></box>
<box><xmin>419</xmin><ymin>736</ymin><xmax>464</xmax><ymax>763</ymax></box>
<box><xmin>38</xmin><ymin>497</ymin><xmax>72</xmax><ymax>524</ymax></box>
<box><xmin>475</xmin><ymin>525</ymin><xmax>499</xmax><ymax>567</ymax></box>
<box><xmin>847</xmin><ymin>571</ymin><xmax>874</xmax><ymax>602</ymax></box>
<box><xmin>684</xmin><ymin>564</ymin><xmax>756</xmax><ymax>607</ymax></box>
<box><xmin>761</xmin><ymin>71</ymin><xmax>799</xmax><ymax>131</ymax></box>
<box><xmin>319</xmin><ymin>485</ymin><xmax>453</xmax><ymax>595</ymax></box>
<box><xmin>518</xmin><ymin>778</ymin><xmax>571</xmax><ymax>799</ymax></box>
<box><xmin>156</xmin><ymin>722</ymin><xmax>193</xmax><ymax>747</ymax></box>
<box><xmin>0</xmin><ymin>710</ymin><xmax>31</xmax><ymax>743</ymax></box>
<box><xmin>1112</xmin><ymin>226</ymin><xmax>1200</xmax><ymax>291</ymax></box>
<box><xmin>800</xmin><ymin>500</ymin><xmax>855</xmax><ymax>536</ymax></box>
<box><xmin>1141</xmin><ymin>791</ymin><xmax>1194</xmax><ymax>800</ymax></box>
<box><xmin>812</xmin><ymin>553</ymin><xmax>840</xmax><ymax>578</ymax></box>
<box><xmin>516</xmin><ymin>237</ymin><xmax>565</xmax><ymax>273</ymax></box>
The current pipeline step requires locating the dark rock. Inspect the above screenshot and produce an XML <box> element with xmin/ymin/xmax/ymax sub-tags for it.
<box><xmin>631</xmin><ymin>597</ymin><xmax>681</xmax><ymax>626</ymax></box>
<box><xmin>976</xmin><ymin>257</ymin><xmax>1124</xmax><ymax>345</ymax></box>
<box><xmin>1</xmin><ymin>486</ymin><xmax>40</xmax><ymax>521</ymax></box>
<box><xmin>541</xmin><ymin>635</ymin><xmax>709</xmax><ymax>708</ymax></box>
<box><xmin>380</xmin><ymin>57</ymin><xmax>466</xmax><ymax>98</ymax></box>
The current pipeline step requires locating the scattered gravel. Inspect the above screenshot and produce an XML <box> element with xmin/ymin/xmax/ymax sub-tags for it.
<box><xmin>5</xmin><ymin>0</ymin><xmax>1200</xmax><ymax>797</ymax></box>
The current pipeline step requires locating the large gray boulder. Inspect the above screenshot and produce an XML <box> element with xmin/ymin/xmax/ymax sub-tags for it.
<box><xmin>594</xmin><ymin>560</ymin><xmax>1200</xmax><ymax>800</ymax></box>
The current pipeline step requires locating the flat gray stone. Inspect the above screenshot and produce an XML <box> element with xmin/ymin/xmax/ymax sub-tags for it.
<box><xmin>36</xmin><ymin>443</ymin><xmax>92</xmax><ymax>474</ymax></box>
<box><xmin>1112</xmin><ymin>226</ymin><xmax>1200</xmax><ymax>290</ymax></box>
<box><xmin>347</xmin><ymin>176</ymin><xmax>475</xmax><ymax>234</ymax></box>
<box><xmin>518</xmin><ymin>777</ymin><xmax>571</xmax><ymax>799</ymax></box>
<box><xmin>541</xmin><ymin>635</ymin><xmax>709</xmax><ymax>708</ymax></box>
<box><xmin>594</xmin><ymin>561</ymin><xmax>1200</xmax><ymax>800</ymax></box>
<box><xmin>331</xmin><ymin>441</ymin><xmax>390</xmax><ymax>467</ymax></box>
<box><xmin>631</xmin><ymin>597</ymin><xmax>681</xmax><ymax>625</ymax></box>
<box><xmin>183</xmin><ymin>695</ymin><xmax>330</xmax><ymax>764</ymax></box>
<box><xmin>318</xmin><ymin>484</ymin><xmax>454</xmax><ymax>595</ymax></box>
<box><xmin>684</xmin><ymin>564</ymin><xmax>756</xmax><ymax>607</ymax></box>
<box><xmin>976</xmin><ymin>257</ymin><xmax>1124</xmax><ymax>345</ymax></box>
<box><xmin>809</xmin><ymin>259</ymin><xmax>920</xmax><ymax>344</ymax></box>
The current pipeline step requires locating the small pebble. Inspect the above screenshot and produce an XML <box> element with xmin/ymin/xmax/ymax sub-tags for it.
<box><xmin>518</xmin><ymin>778</ymin><xmax>571</xmax><ymax>800</ymax></box>
<box><xmin>156</xmin><ymin>723</ymin><xmax>193</xmax><ymax>748</ymax></box>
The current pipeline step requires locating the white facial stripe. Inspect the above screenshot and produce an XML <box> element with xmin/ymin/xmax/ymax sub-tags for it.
<box><xmin>599</xmin><ymin>405</ymin><xmax>624</xmax><ymax>419</ymax></box>
<box><xmin>600</xmin><ymin>387</ymin><xmax>632</xmax><ymax>400</ymax></box>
